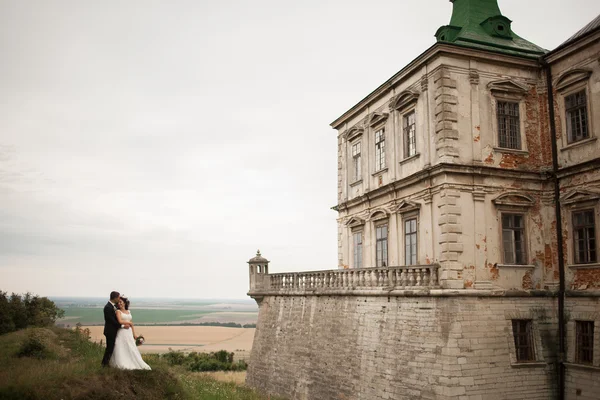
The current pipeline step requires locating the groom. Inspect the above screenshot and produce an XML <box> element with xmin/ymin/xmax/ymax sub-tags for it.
<box><xmin>101</xmin><ymin>291</ymin><xmax>129</xmax><ymax>367</ymax></box>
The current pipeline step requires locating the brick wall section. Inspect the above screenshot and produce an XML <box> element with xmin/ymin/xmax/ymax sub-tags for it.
<box><xmin>434</xmin><ymin>67</ymin><xmax>459</xmax><ymax>163</ymax></box>
<box><xmin>246</xmin><ymin>295</ymin><xmax>600</xmax><ymax>400</ymax></box>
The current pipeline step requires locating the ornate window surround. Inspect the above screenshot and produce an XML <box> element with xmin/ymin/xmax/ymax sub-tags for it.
<box><xmin>390</xmin><ymin>90</ymin><xmax>421</xmax><ymax>162</ymax></box>
<box><xmin>561</xmin><ymin>189</ymin><xmax>600</xmax><ymax>269</ymax></box>
<box><xmin>369</xmin><ymin>112</ymin><xmax>389</xmax><ymax>175</ymax></box>
<box><xmin>344</xmin><ymin>125</ymin><xmax>365</xmax><ymax>187</ymax></box>
<box><xmin>555</xmin><ymin>68</ymin><xmax>596</xmax><ymax>150</ymax></box>
<box><xmin>492</xmin><ymin>192</ymin><xmax>535</xmax><ymax>268</ymax></box>
<box><xmin>394</xmin><ymin>200</ymin><xmax>421</xmax><ymax>266</ymax></box>
<box><xmin>487</xmin><ymin>79</ymin><xmax>529</xmax><ymax>154</ymax></box>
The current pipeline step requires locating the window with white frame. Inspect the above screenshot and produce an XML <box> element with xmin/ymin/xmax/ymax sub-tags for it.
<box><xmin>375</xmin><ymin>129</ymin><xmax>385</xmax><ymax>171</ymax></box>
<box><xmin>351</xmin><ymin>142</ymin><xmax>361</xmax><ymax>182</ymax></box>
<box><xmin>497</xmin><ymin>101</ymin><xmax>521</xmax><ymax>150</ymax></box>
<box><xmin>565</xmin><ymin>90</ymin><xmax>589</xmax><ymax>144</ymax></box>
<box><xmin>404</xmin><ymin>218</ymin><xmax>417</xmax><ymax>265</ymax></box>
<box><xmin>375</xmin><ymin>224</ymin><xmax>388</xmax><ymax>267</ymax></box>
<box><xmin>403</xmin><ymin>111</ymin><xmax>416</xmax><ymax>158</ymax></box>
<box><xmin>353</xmin><ymin>231</ymin><xmax>363</xmax><ymax>269</ymax></box>
<box><xmin>573</xmin><ymin>209</ymin><xmax>596</xmax><ymax>264</ymax></box>
<box><xmin>502</xmin><ymin>213</ymin><xmax>527</xmax><ymax>264</ymax></box>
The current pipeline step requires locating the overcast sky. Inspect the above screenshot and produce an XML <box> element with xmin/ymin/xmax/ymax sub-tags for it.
<box><xmin>1</xmin><ymin>0</ymin><xmax>598</xmax><ymax>300</ymax></box>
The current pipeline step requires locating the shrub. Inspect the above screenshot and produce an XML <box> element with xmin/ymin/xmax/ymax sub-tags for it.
<box><xmin>163</xmin><ymin>350</ymin><xmax>187</xmax><ymax>366</ymax></box>
<box><xmin>18</xmin><ymin>329</ymin><xmax>56</xmax><ymax>359</ymax></box>
<box><xmin>213</xmin><ymin>350</ymin><xmax>234</xmax><ymax>364</ymax></box>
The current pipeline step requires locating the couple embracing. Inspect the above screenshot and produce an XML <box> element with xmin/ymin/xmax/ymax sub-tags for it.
<box><xmin>101</xmin><ymin>291</ymin><xmax>151</xmax><ymax>370</ymax></box>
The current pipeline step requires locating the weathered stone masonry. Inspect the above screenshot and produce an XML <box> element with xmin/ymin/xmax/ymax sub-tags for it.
<box><xmin>246</xmin><ymin>2</ymin><xmax>600</xmax><ymax>399</ymax></box>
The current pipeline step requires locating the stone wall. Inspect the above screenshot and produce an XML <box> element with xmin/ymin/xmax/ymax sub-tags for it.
<box><xmin>247</xmin><ymin>293</ymin><xmax>600</xmax><ymax>400</ymax></box>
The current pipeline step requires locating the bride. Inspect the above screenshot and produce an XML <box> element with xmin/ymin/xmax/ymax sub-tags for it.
<box><xmin>109</xmin><ymin>296</ymin><xmax>151</xmax><ymax>370</ymax></box>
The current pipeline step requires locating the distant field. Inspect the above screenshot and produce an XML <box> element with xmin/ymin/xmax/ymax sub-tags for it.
<box><xmin>85</xmin><ymin>326</ymin><xmax>255</xmax><ymax>359</ymax></box>
<box><xmin>58</xmin><ymin>307</ymin><xmax>258</xmax><ymax>325</ymax></box>
<box><xmin>59</xmin><ymin>308</ymin><xmax>213</xmax><ymax>325</ymax></box>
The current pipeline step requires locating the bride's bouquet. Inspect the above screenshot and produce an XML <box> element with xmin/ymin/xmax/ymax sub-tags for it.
<box><xmin>135</xmin><ymin>335</ymin><xmax>145</xmax><ymax>346</ymax></box>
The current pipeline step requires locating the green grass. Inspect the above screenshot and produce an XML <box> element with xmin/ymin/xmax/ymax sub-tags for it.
<box><xmin>58</xmin><ymin>307</ymin><xmax>214</xmax><ymax>325</ymax></box>
<box><xmin>0</xmin><ymin>327</ymin><xmax>281</xmax><ymax>400</ymax></box>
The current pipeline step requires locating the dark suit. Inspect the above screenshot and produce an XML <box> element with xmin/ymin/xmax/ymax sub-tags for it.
<box><xmin>101</xmin><ymin>301</ymin><xmax>120</xmax><ymax>366</ymax></box>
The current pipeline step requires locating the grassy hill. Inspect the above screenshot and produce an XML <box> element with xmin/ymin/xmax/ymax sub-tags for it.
<box><xmin>0</xmin><ymin>327</ymin><xmax>275</xmax><ymax>400</ymax></box>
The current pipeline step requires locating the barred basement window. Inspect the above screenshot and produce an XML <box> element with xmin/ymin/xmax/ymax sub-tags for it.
<box><xmin>497</xmin><ymin>101</ymin><xmax>521</xmax><ymax>149</ymax></box>
<box><xmin>351</xmin><ymin>142</ymin><xmax>362</xmax><ymax>182</ymax></box>
<box><xmin>403</xmin><ymin>111</ymin><xmax>416</xmax><ymax>158</ymax></box>
<box><xmin>565</xmin><ymin>90</ymin><xmax>589</xmax><ymax>144</ymax></box>
<box><xmin>576</xmin><ymin>320</ymin><xmax>594</xmax><ymax>364</ymax></box>
<box><xmin>502</xmin><ymin>213</ymin><xmax>527</xmax><ymax>264</ymax></box>
<box><xmin>512</xmin><ymin>319</ymin><xmax>535</xmax><ymax>362</ymax></box>
<box><xmin>353</xmin><ymin>231</ymin><xmax>363</xmax><ymax>269</ymax></box>
<box><xmin>375</xmin><ymin>224</ymin><xmax>388</xmax><ymax>267</ymax></box>
<box><xmin>404</xmin><ymin>218</ymin><xmax>417</xmax><ymax>265</ymax></box>
<box><xmin>573</xmin><ymin>209</ymin><xmax>596</xmax><ymax>264</ymax></box>
<box><xmin>375</xmin><ymin>129</ymin><xmax>386</xmax><ymax>171</ymax></box>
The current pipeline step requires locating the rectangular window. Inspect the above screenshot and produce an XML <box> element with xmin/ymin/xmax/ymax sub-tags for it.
<box><xmin>376</xmin><ymin>225</ymin><xmax>388</xmax><ymax>267</ymax></box>
<box><xmin>502</xmin><ymin>214</ymin><xmax>526</xmax><ymax>264</ymax></box>
<box><xmin>573</xmin><ymin>210</ymin><xmax>596</xmax><ymax>264</ymax></box>
<box><xmin>565</xmin><ymin>90</ymin><xmax>589</xmax><ymax>143</ymax></box>
<box><xmin>351</xmin><ymin>142</ymin><xmax>361</xmax><ymax>182</ymax></box>
<box><xmin>375</xmin><ymin>129</ymin><xmax>385</xmax><ymax>171</ymax></box>
<box><xmin>576</xmin><ymin>321</ymin><xmax>594</xmax><ymax>364</ymax></box>
<box><xmin>497</xmin><ymin>101</ymin><xmax>521</xmax><ymax>149</ymax></box>
<box><xmin>403</xmin><ymin>111</ymin><xmax>416</xmax><ymax>158</ymax></box>
<box><xmin>512</xmin><ymin>319</ymin><xmax>535</xmax><ymax>362</ymax></box>
<box><xmin>353</xmin><ymin>231</ymin><xmax>363</xmax><ymax>269</ymax></box>
<box><xmin>404</xmin><ymin>218</ymin><xmax>417</xmax><ymax>265</ymax></box>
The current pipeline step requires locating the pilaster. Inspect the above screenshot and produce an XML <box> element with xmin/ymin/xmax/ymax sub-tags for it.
<box><xmin>434</xmin><ymin>67</ymin><xmax>460</xmax><ymax>162</ymax></box>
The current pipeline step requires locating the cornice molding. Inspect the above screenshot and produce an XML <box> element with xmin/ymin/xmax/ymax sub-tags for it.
<box><xmin>330</xmin><ymin>43</ymin><xmax>539</xmax><ymax>130</ymax></box>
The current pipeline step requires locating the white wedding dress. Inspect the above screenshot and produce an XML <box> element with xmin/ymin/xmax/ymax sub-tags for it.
<box><xmin>109</xmin><ymin>311</ymin><xmax>151</xmax><ymax>370</ymax></box>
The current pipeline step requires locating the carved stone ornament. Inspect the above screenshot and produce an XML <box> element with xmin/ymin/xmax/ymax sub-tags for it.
<box><xmin>367</xmin><ymin>208</ymin><xmax>390</xmax><ymax>222</ymax></box>
<box><xmin>421</xmin><ymin>76</ymin><xmax>429</xmax><ymax>92</ymax></box>
<box><xmin>392</xmin><ymin>200</ymin><xmax>421</xmax><ymax>214</ymax></box>
<box><xmin>343</xmin><ymin>126</ymin><xmax>364</xmax><ymax>142</ymax></box>
<box><xmin>555</xmin><ymin>68</ymin><xmax>592</xmax><ymax>91</ymax></box>
<box><xmin>469</xmin><ymin>70</ymin><xmax>480</xmax><ymax>85</ymax></box>
<box><xmin>345</xmin><ymin>216</ymin><xmax>366</xmax><ymax>228</ymax></box>
<box><xmin>487</xmin><ymin>79</ymin><xmax>529</xmax><ymax>95</ymax></box>
<box><xmin>368</xmin><ymin>111</ymin><xmax>389</xmax><ymax>127</ymax></box>
<box><xmin>492</xmin><ymin>192</ymin><xmax>535</xmax><ymax>207</ymax></box>
<box><xmin>560</xmin><ymin>189</ymin><xmax>600</xmax><ymax>206</ymax></box>
<box><xmin>389</xmin><ymin>90</ymin><xmax>420</xmax><ymax>112</ymax></box>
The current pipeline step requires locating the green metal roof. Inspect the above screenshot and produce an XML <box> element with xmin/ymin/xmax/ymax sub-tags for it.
<box><xmin>435</xmin><ymin>0</ymin><xmax>546</xmax><ymax>59</ymax></box>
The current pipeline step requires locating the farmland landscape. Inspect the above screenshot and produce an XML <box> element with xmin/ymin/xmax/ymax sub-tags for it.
<box><xmin>53</xmin><ymin>297</ymin><xmax>258</xmax><ymax>357</ymax></box>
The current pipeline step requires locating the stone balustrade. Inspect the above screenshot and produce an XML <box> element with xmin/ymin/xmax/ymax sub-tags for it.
<box><xmin>248</xmin><ymin>262</ymin><xmax>440</xmax><ymax>295</ymax></box>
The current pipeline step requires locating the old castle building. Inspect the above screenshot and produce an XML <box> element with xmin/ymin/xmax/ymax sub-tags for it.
<box><xmin>246</xmin><ymin>1</ymin><xmax>600</xmax><ymax>399</ymax></box>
